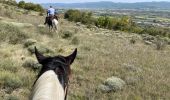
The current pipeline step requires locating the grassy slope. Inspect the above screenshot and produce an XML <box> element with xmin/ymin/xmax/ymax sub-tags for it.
<box><xmin>0</xmin><ymin>3</ymin><xmax>170</xmax><ymax>100</ymax></box>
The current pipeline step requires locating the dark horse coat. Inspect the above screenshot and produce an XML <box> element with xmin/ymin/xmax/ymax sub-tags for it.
<box><xmin>44</xmin><ymin>15</ymin><xmax>59</xmax><ymax>31</ymax></box>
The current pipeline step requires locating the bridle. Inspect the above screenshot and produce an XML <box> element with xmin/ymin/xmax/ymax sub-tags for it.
<box><xmin>54</xmin><ymin>60</ymin><xmax>69</xmax><ymax>100</ymax></box>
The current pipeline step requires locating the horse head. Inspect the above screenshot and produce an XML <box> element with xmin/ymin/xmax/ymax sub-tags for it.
<box><xmin>34</xmin><ymin>47</ymin><xmax>77</xmax><ymax>99</ymax></box>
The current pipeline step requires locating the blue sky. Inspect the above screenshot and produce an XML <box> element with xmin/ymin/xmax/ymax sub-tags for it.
<box><xmin>16</xmin><ymin>0</ymin><xmax>170</xmax><ymax>3</ymax></box>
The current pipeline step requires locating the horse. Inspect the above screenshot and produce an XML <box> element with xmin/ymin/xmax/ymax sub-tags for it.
<box><xmin>30</xmin><ymin>47</ymin><xmax>77</xmax><ymax>100</ymax></box>
<box><xmin>44</xmin><ymin>15</ymin><xmax>59</xmax><ymax>32</ymax></box>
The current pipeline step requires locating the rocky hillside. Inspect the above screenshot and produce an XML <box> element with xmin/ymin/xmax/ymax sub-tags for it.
<box><xmin>0</xmin><ymin>3</ymin><xmax>170</xmax><ymax>100</ymax></box>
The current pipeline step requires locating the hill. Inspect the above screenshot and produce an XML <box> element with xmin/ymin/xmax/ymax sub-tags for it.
<box><xmin>42</xmin><ymin>1</ymin><xmax>170</xmax><ymax>10</ymax></box>
<box><xmin>0</xmin><ymin>2</ymin><xmax>170</xmax><ymax>100</ymax></box>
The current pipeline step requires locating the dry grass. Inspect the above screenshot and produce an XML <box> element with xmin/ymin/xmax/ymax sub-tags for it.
<box><xmin>0</xmin><ymin>3</ymin><xmax>170</xmax><ymax>100</ymax></box>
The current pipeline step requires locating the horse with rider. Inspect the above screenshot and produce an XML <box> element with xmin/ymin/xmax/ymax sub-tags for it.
<box><xmin>44</xmin><ymin>6</ymin><xmax>59</xmax><ymax>31</ymax></box>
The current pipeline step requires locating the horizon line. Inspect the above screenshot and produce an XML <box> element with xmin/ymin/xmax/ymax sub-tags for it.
<box><xmin>16</xmin><ymin>1</ymin><xmax>170</xmax><ymax>4</ymax></box>
<box><xmin>41</xmin><ymin>1</ymin><xmax>170</xmax><ymax>4</ymax></box>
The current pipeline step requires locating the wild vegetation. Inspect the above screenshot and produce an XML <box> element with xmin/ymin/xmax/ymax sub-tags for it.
<box><xmin>0</xmin><ymin>1</ymin><xmax>170</xmax><ymax>100</ymax></box>
<box><xmin>65</xmin><ymin>9</ymin><xmax>170</xmax><ymax>38</ymax></box>
<box><xmin>18</xmin><ymin>1</ymin><xmax>44</xmax><ymax>12</ymax></box>
<box><xmin>0</xmin><ymin>0</ymin><xmax>44</xmax><ymax>12</ymax></box>
<box><xmin>0</xmin><ymin>0</ymin><xmax>17</xmax><ymax>6</ymax></box>
<box><xmin>64</xmin><ymin>9</ymin><xmax>94</xmax><ymax>25</ymax></box>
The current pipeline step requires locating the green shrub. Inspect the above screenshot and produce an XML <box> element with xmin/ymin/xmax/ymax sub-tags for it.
<box><xmin>22</xmin><ymin>58</ymin><xmax>42</xmax><ymax>70</ymax></box>
<box><xmin>155</xmin><ymin>36</ymin><xmax>167</xmax><ymax>50</ymax></box>
<box><xmin>5</xmin><ymin>95</ymin><xmax>19</xmax><ymax>100</ymax></box>
<box><xmin>80</xmin><ymin>12</ymin><xmax>93</xmax><ymax>24</ymax></box>
<box><xmin>140</xmin><ymin>26</ymin><xmax>170</xmax><ymax>37</ymax></box>
<box><xmin>27</xmin><ymin>44</ymin><xmax>53</xmax><ymax>54</ymax></box>
<box><xmin>0</xmin><ymin>59</ymin><xmax>18</xmax><ymax>73</ymax></box>
<box><xmin>0</xmin><ymin>71</ymin><xmax>23</xmax><ymax>91</ymax></box>
<box><xmin>0</xmin><ymin>0</ymin><xmax>17</xmax><ymax>6</ymax></box>
<box><xmin>24</xmin><ymin>39</ymin><xmax>37</xmax><ymax>47</ymax></box>
<box><xmin>128</xmin><ymin>26</ymin><xmax>143</xmax><ymax>33</ymax></box>
<box><xmin>65</xmin><ymin>9</ymin><xmax>170</xmax><ymax>38</ymax></box>
<box><xmin>130</xmin><ymin>38</ymin><xmax>136</xmax><ymax>44</ymax></box>
<box><xmin>113</xmin><ymin>16</ymin><xmax>132</xmax><ymax>31</ymax></box>
<box><xmin>95</xmin><ymin>16</ymin><xmax>117</xmax><ymax>29</ymax></box>
<box><xmin>65</xmin><ymin>10</ymin><xmax>93</xmax><ymax>25</ymax></box>
<box><xmin>61</xmin><ymin>31</ymin><xmax>73</xmax><ymax>39</ymax></box>
<box><xmin>71</xmin><ymin>37</ymin><xmax>79</xmax><ymax>45</ymax></box>
<box><xmin>0</xmin><ymin>23</ymin><xmax>28</xmax><ymax>44</ymax></box>
<box><xmin>18</xmin><ymin>1</ymin><xmax>44</xmax><ymax>12</ymax></box>
<box><xmin>95</xmin><ymin>16</ymin><xmax>105</xmax><ymax>28</ymax></box>
<box><xmin>64</xmin><ymin>9</ymin><xmax>81</xmax><ymax>22</ymax></box>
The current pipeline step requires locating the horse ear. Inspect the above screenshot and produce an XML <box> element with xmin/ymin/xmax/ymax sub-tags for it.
<box><xmin>65</xmin><ymin>48</ymin><xmax>77</xmax><ymax>65</ymax></box>
<box><xmin>34</xmin><ymin>47</ymin><xmax>46</xmax><ymax>64</ymax></box>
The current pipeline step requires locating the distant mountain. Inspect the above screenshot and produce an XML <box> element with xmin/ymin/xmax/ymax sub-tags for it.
<box><xmin>41</xmin><ymin>1</ymin><xmax>170</xmax><ymax>10</ymax></box>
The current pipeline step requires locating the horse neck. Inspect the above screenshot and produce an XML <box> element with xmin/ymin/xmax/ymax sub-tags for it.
<box><xmin>31</xmin><ymin>70</ymin><xmax>65</xmax><ymax>100</ymax></box>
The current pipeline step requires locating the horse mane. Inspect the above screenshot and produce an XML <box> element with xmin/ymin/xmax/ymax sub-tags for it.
<box><xmin>31</xmin><ymin>70</ymin><xmax>65</xmax><ymax>100</ymax></box>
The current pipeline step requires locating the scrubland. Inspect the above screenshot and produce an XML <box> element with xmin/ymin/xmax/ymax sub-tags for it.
<box><xmin>0</xmin><ymin>3</ymin><xmax>170</xmax><ymax>100</ymax></box>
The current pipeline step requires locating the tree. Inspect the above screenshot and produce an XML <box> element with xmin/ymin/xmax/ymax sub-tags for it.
<box><xmin>18</xmin><ymin>1</ymin><xmax>25</xmax><ymax>8</ymax></box>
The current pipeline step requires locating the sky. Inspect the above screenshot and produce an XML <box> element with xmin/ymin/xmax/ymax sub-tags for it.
<box><xmin>16</xmin><ymin>0</ymin><xmax>170</xmax><ymax>3</ymax></box>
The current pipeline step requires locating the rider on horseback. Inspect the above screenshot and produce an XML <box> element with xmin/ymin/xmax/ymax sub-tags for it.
<box><xmin>44</xmin><ymin>6</ymin><xmax>58</xmax><ymax>25</ymax></box>
<box><xmin>47</xmin><ymin>6</ymin><xmax>55</xmax><ymax>16</ymax></box>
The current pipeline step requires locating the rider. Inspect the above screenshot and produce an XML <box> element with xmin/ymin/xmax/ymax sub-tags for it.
<box><xmin>44</xmin><ymin>6</ymin><xmax>57</xmax><ymax>24</ymax></box>
<box><xmin>47</xmin><ymin>6</ymin><xmax>55</xmax><ymax>17</ymax></box>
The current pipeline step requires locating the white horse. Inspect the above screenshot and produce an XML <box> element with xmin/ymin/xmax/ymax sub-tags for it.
<box><xmin>30</xmin><ymin>47</ymin><xmax>77</xmax><ymax>100</ymax></box>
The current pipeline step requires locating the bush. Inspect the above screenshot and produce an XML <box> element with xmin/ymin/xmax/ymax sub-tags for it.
<box><xmin>61</xmin><ymin>31</ymin><xmax>73</xmax><ymax>39</ymax></box>
<box><xmin>140</xmin><ymin>26</ymin><xmax>170</xmax><ymax>37</ymax></box>
<box><xmin>80</xmin><ymin>12</ymin><xmax>93</xmax><ymax>24</ymax></box>
<box><xmin>155</xmin><ymin>40</ymin><xmax>166</xmax><ymax>50</ymax></box>
<box><xmin>99</xmin><ymin>76</ymin><xmax>126</xmax><ymax>92</ymax></box>
<box><xmin>65</xmin><ymin>9</ymin><xmax>81</xmax><ymax>22</ymax></box>
<box><xmin>0</xmin><ymin>71</ymin><xmax>23</xmax><ymax>92</ymax></box>
<box><xmin>27</xmin><ymin>44</ymin><xmax>53</xmax><ymax>54</ymax></box>
<box><xmin>130</xmin><ymin>38</ymin><xmax>136</xmax><ymax>44</ymax></box>
<box><xmin>18</xmin><ymin>1</ymin><xmax>44</xmax><ymax>12</ymax></box>
<box><xmin>155</xmin><ymin>36</ymin><xmax>167</xmax><ymax>50</ymax></box>
<box><xmin>5</xmin><ymin>95</ymin><xmax>19</xmax><ymax>100</ymax></box>
<box><xmin>18</xmin><ymin>1</ymin><xmax>25</xmax><ymax>8</ymax></box>
<box><xmin>24</xmin><ymin>39</ymin><xmax>37</xmax><ymax>47</ymax></box>
<box><xmin>113</xmin><ymin>16</ymin><xmax>133</xmax><ymax>31</ymax></box>
<box><xmin>65</xmin><ymin>10</ymin><xmax>140</xmax><ymax>32</ymax></box>
<box><xmin>64</xmin><ymin>10</ymin><xmax>93</xmax><ymax>25</ymax></box>
<box><xmin>71</xmin><ymin>37</ymin><xmax>79</xmax><ymax>45</ymax></box>
<box><xmin>22</xmin><ymin>58</ymin><xmax>42</xmax><ymax>70</ymax></box>
<box><xmin>65</xmin><ymin>9</ymin><xmax>170</xmax><ymax>39</ymax></box>
<box><xmin>0</xmin><ymin>23</ymin><xmax>28</xmax><ymax>44</ymax></box>
<box><xmin>95</xmin><ymin>16</ymin><xmax>117</xmax><ymax>29</ymax></box>
<box><xmin>0</xmin><ymin>59</ymin><xmax>18</xmax><ymax>73</ymax></box>
<box><xmin>0</xmin><ymin>0</ymin><xmax>17</xmax><ymax>6</ymax></box>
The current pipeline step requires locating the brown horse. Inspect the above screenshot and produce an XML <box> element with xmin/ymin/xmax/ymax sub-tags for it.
<box><xmin>31</xmin><ymin>47</ymin><xmax>77</xmax><ymax>100</ymax></box>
